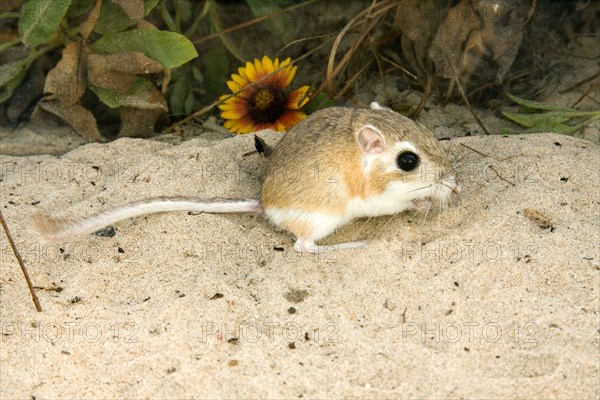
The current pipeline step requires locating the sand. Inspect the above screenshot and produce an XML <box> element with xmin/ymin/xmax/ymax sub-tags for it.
<box><xmin>1</xmin><ymin>131</ymin><xmax>598</xmax><ymax>398</ymax></box>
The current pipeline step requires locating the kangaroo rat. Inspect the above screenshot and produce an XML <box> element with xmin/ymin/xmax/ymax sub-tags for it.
<box><xmin>33</xmin><ymin>103</ymin><xmax>460</xmax><ymax>253</ymax></box>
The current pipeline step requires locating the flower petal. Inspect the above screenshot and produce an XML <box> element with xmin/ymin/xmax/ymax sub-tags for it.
<box><xmin>262</xmin><ymin>55</ymin><xmax>274</xmax><ymax>73</ymax></box>
<box><xmin>227</xmin><ymin>80</ymin><xmax>242</xmax><ymax>92</ymax></box>
<box><xmin>274</xmin><ymin>121</ymin><xmax>286</xmax><ymax>131</ymax></box>
<box><xmin>237</xmin><ymin>66</ymin><xmax>248</xmax><ymax>81</ymax></box>
<box><xmin>231</xmin><ymin>72</ymin><xmax>249</xmax><ymax>87</ymax></box>
<box><xmin>254</xmin><ymin>58</ymin><xmax>265</xmax><ymax>77</ymax></box>
<box><xmin>279</xmin><ymin>110</ymin><xmax>307</xmax><ymax>130</ymax></box>
<box><xmin>229</xmin><ymin>115</ymin><xmax>256</xmax><ymax>134</ymax></box>
<box><xmin>279</xmin><ymin>57</ymin><xmax>291</xmax><ymax>68</ymax></box>
<box><xmin>221</xmin><ymin>110</ymin><xmax>245</xmax><ymax>119</ymax></box>
<box><xmin>281</xmin><ymin>65</ymin><xmax>296</xmax><ymax>88</ymax></box>
<box><xmin>245</xmin><ymin>61</ymin><xmax>257</xmax><ymax>82</ymax></box>
<box><xmin>287</xmin><ymin>86</ymin><xmax>310</xmax><ymax>109</ymax></box>
<box><xmin>219</xmin><ymin>100</ymin><xmax>247</xmax><ymax>112</ymax></box>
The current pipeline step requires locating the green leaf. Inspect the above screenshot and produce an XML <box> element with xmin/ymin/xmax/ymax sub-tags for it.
<box><xmin>503</xmin><ymin>93</ymin><xmax>600</xmax><ymax>135</ymax></box>
<box><xmin>67</xmin><ymin>0</ymin><xmax>95</xmax><ymax>17</ymax></box>
<box><xmin>94</xmin><ymin>0</ymin><xmax>160</xmax><ymax>34</ymax></box>
<box><xmin>0</xmin><ymin>58</ymin><xmax>31</xmax><ymax>103</ymax></box>
<box><xmin>506</xmin><ymin>93</ymin><xmax>573</xmax><ymax>112</ymax></box>
<box><xmin>202</xmin><ymin>45</ymin><xmax>229</xmax><ymax>101</ymax></box>
<box><xmin>144</xmin><ymin>0</ymin><xmax>161</xmax><ymax>15</ymax></box>
<box><xmin>90</xmin><ymin>29</ymin><xmax>198</xmax><ymax>68</ymax></box>
<box><xmin>0</xmin><ymin>12</ymin><xmax>21</xmax><ymax>19</ymax></box>
<box><xmin>19</xmin><ymin>0</ymin><xmax>72</xmax><ymax>48</ymax></box>
<box><xmin>502</xmin><ymin>112</ymin><xmax>570</xmax><ymax>129</ymax></box>
<box><xmin>94</xmin><ymin>1</ymin><xmax>136</xmax><ymax>35</ymax></box>
<box><xmin>90</xmin><ymin>78</ymin><xmax>167</xmax><ymax>110</ymax></box>
<box><xmin>168</xmin><ymin>71</ymin><xmax>190</xmax><ymax>116</ymax></box>
<box><xmin>246</xmin><ymin>0</ymin><xmax>290</xmax><ymax>39</ymax></box>
<box><xmin>304</xmin><ymin>92</ymin><xmax>335</xmax><ymax>114</ymax></box>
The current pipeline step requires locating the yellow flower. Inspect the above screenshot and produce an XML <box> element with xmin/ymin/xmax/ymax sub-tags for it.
<box><xmin>219</xmin><ymin>55</ymin><xmax>310</xmax><ymax>134</ymax></box>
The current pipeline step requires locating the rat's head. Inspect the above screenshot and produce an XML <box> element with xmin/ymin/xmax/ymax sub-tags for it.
<box><xmin>353</xmin><ymin>105</ymin><xmax>460</xmax><ymax>214</ymax></box>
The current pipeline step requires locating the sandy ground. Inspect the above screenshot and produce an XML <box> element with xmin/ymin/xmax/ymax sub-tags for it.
<box><xmin>0</xmin><ymin>130</ymin><xmax>598</xmax><ymax>398</ymax></box>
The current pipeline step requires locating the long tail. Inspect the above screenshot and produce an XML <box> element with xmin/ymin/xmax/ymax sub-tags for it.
<box><xmin>32</xmin><ymin>197</ymin><xmax>262</xmax><ymax>242</ymax></box>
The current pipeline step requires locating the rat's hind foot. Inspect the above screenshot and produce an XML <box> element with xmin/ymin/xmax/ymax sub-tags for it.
<box><xmin>293</xmin><ymin>239</ymin><xmax>366</xmax><ymax>253</ymax></box>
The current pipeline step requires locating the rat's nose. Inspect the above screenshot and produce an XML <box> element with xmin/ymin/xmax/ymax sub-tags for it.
<box><xmin>446</xmin><ymin>175</ymin><xmax>460</xmax><ymax>194</ymax></box>
<box><xmin>451</xmin><ymin>181</ymin><xmax>461</xmax><ymax>194</ymax></box>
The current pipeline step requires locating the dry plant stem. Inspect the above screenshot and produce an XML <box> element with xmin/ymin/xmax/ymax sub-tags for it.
<box><xmin>488</xmin><ymin>166</ymin><xmax>516</xmax><ymax>186</ymax></box>
<box><xmin>372</xmin><ymin>50</ymin><xmax>388</xmax><ymax>99</ymax></box>
<box><xmin>195</xmin><ymin>0</ymin><xmax>318</xmax><ymax>45</ymax></box>
<box><xmin>324</xmin><ymin>0</ymin><xmax>398</xmax><ymax>97</ymax></box>
<box><xmin>279</xmin><ymin>34</ymin><xmax>333</xmax><ymax>52</ymax></box>
<box><xmin>444</xmin><ymin>53</ymin><xmax>490</xmax><ymax>135</ymax></box>
<box><xmin>571</xmin><ymin>81</ymin><xmax>600</xmax><ymax>108</ymax></box>
<box><xmin>377</xmin><ymin>53</ymin><xmax>418</xmax><ymax>81</ymax></box>
<box><xmin>460</xmin><ymin>143</ymin><xmax>512</xmax><ymax>163</ymax></box>
<box><xmin>467</xmin><ymin>69</ymin><xmax>534</xmax><ymax>97</ymax></box>
<box><xmin>334</xmin><ymin>60</ymin><xmax>373</xmax><ymax>101</ymax></box>
<box><xmin>325</xmin><ymin>4</ymin><xmax>372</xmax><ymax>94</ymax></box>
<box><xmin>524</xmin><ymin>0</ymin><xmax>537</xmax><ymax>26</ymax></box>
<box><xmin>0</xmin><ymin>211</ymin><xmax>42</xmax><ymax>312</ymax></box>
<box><xmin>559</xmin><ymin>70</ymin><xmax>600</xmax><ymax>94</ymax></box>
<box><xmin>411</xmin><ymin>71</ymin><xmax>433</xmax><ymax>119</ymax></box>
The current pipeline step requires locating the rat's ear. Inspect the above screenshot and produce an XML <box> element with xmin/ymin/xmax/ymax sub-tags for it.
<box><xmin>356</xmin><ymin>124</ymin><xmax>386</xmax><ymax>155</ymax></box>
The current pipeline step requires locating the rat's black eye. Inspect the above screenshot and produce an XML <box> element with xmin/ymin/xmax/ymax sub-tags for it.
<box><xmin>397</xmin><ymin>151</ymin><xmax>420</xmax><ymax>172</ymax></box>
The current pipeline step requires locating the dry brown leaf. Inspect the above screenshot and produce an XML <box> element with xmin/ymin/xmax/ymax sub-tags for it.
<box><xmin>396</xmin><ymin>0</ymin><xmax>450</xmax><ymax>76</ymax></box>
<box><xmin>80</xmin><ymin>0</ymin><xmax>103</xmax><ymax>40</ymax></box>
<box><xmin>429</xmin><ymin>0</ymin><xmax>526</xmax><ymax>84</ymax></box>
<box><xmin>116</xmin><ymin>81</ymin><xmax>167</xmax><ymax>111</ymax></box>
<box><xmin>88</xmin><ymin>51</ymin><xmax>164</xmax><ymax>93</ymax></box>
<box><xmin>37</xmin><ymin>100</ymin><xmax>103</xmax><ymax>141</ymax></box>
<box><xmin>429</xmin><ymin>0</ymin><xmax>479</xmax><ymax>80</ymax></box>
<box><xmin>473</xmin><ymin>1</ymin><xmax>526</xmax><ymax>83</ymax></box>
<box><xmin>44</xmin><ymin>41</ymin><xmax>87</xmax><ymax>105</ymax></box>
<box><xmin>111</xmin><ymin>0</ymin><xmax>145</xmax><ymax>20</ymax></box>
<box><xmin>37</xmin><ymin>42</ymin><xmax>101</xmax><ymax>141</ymax></box>
<box><xmin>118</xmin><ymin>107</ymin><xmax>164</xmax><ymax>138</ymax></box>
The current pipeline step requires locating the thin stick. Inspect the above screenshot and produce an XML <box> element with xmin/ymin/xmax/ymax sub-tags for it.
<box><xmin>444</xmin><ymin>53</ymin><xmax>491</xmax><ymax>135</ymax></box>
<box><xmin>0</xmin><ymin>210</ymin><xmax>42</xmax><ymax>312</ymax></box>
<box><xmin>559</xmin><ymin>70</ymin><xmax>600</xmax><ymax>95</ymax></box>
<box><xmin>195</xmin><ymin>0</ymin><xmax>318</xmax><ymax>44</ymax></box>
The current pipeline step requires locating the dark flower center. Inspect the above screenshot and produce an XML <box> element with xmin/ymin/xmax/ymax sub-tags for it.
<box><xmin>248</xmin><ymin>85</ymin><xmax>287</xmax><ymax>124</ymax></box>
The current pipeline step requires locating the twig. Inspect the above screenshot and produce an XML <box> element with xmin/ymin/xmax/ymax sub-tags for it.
<box><xmin>571</xmin><ymin>81</ymin><xmax>600</xmax><ymax>108</ymax></box>
<box><xmin>334</xmin><ymin>60</ymin><xmax>373</xmax><ymax>100</ymax></box>
<box><xmin>460</xmin><ymin>143</ymin><xmax>493</xmax><ymax>158</ymax></box>
<box><xmin>444</xmin><ymin>53</ymin><xmax>491</xmax><ymax>135</ymax></box>
<box><xmin>559</xmin><ymin>70</ymin><xmax>600</xmax><ymax>94</ymax></box>
<box><xmin>0</xmin><ymin>211</ymin><xmax>42</xmax><ymax>312</ymax></box>
<box><xmin>411</xmin><ymin>70</ymin><xmax>433</xmax><ymax>119</ymax></box>
<box><xmin>324</xmin><ymin>0</ymin><xmax>398</xmax><ymax>97</ymax></box>
<box><xmin>488</xmin><ymin>165</ymin><xmax>516</xmax><ymax>186</ymax></box>
<box><xmin>195</xmin><ymin>0</ymin><xmax>318</xmax><ymax>44</ymax></box>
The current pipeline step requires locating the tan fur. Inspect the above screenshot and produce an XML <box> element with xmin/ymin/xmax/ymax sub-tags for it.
<box><xmin>32</xmin><ymin>106</ymin><xmax>456</xmax><ymax>253</ymax></box>
<box><xmin>261</xmin><ymin>107</ymin><xmax>452</xmax><ymax>216</ymax></box>
<box><xmin>277</xmin><ymin>218</ymin><xmax>313</xmax><ymax>239</ymax></box>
